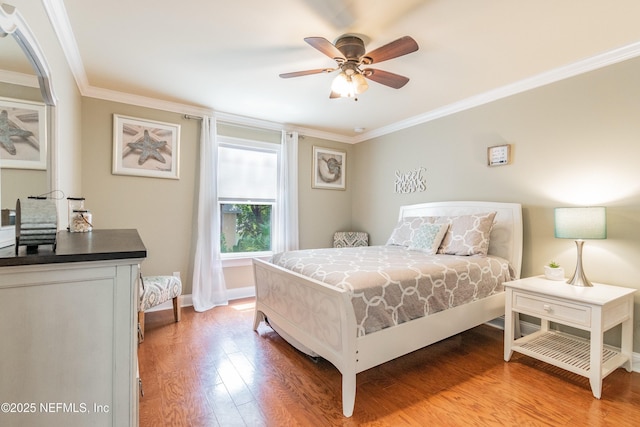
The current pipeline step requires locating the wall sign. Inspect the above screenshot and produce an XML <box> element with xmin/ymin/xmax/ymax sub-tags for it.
<box><xmin>488</xmin><ymin>144</ymin><xmax>511</xmax><ymax>166</ymax></box>
<box><xmin>395</xmin><ymin>166</ymin><xmax>427</xmax><ymax>194</ymax></box>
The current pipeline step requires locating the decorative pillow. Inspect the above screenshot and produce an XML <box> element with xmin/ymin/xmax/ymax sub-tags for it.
<box><xmin>436</xmin><ymin>212</ymin><xmax>497</xmax><ymax>256</ymax></box>
<box><xmin>386</xmin><ymin>216</ymin><xmax>435</xmax><ymax>247</ymax></box>
<box><xmin>407</xmin><ymin>223</ymin><xmax>450</xmax><ymax>255</ymax></box>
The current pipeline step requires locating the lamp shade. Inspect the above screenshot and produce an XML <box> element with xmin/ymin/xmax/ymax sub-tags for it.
<box><xmin>331</xmin><ymin>72</ymin><xmax>352</xmax><ymax>97</ymax></box>
<box><xmin>554</xmin><ymin>207</ymin><xmax>607</xmax><ymax>239</ymax></box>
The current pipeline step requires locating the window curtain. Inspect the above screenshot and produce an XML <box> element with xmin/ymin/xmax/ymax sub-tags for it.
<box><xmin>192</xmin><ymin>116</ymin><xmax>228</xmax><ymax>311</ymax></box>
<box><xmin>273</xmin><ymin>130</ymin><xmax>299</xmax><ymax>253</ymax></box>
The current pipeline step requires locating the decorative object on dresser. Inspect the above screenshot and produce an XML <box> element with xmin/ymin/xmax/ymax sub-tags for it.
<box><xmin>554</xmin><ymin>207</ymin><xmax>606</xmax><ymax>287</ymax></box>
<box><xmin>543</xmin><ymin>260</ymin><xmax>564</xmax><ymax>280</ymax></box>
<box><xmin>14</xmin><ymin>197</ymin><xmax>57</xmax><ymax>254</ymax></box>
<box><xmin>504</xmin><ymin>276</ymin><xmax>635</xmax><ymax>399</ymax></box>
<box><xmin>67</xmin><ymin>196</ymin><xmax>93</xmax><ymax>232</ymax></box>
<box><xmin>138</xmin><ymin>273</ymin><xmax>182</xmax><ymax>342</ymax></box>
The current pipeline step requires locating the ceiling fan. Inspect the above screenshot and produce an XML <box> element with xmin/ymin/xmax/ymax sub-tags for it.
<box><xmin>280</xmin><ymin>34</ymin><xmax>419</xmax><ymax>99</ymax></box>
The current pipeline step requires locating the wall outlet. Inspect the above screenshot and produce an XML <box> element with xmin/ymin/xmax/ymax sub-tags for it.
<box><xmin>172</xmin><ymin>271</ymin><xmax>180</xmax><ymax>279</ymax></box>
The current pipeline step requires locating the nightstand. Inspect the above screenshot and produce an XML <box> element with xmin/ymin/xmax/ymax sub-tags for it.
<box><xmin>504</xmin><ymin>276</ymin><xmax>636</xmax><ymax>398</ymax></box>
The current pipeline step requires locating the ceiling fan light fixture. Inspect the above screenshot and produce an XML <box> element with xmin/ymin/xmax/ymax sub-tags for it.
<box><xmin>331</xmin><ymin>69</ymin><xmax>368</xmax><ymax>98</ymax></box>
<box><xmin>282</xmin><ymin>34</ymin><xmax>418</xmax><ymax>99</ymax></box>
<box><xmin>331</xmin><ymin>71</ymin><xmax>354</xmax><ymax>97</ymax></box>
<box><xmin>352</xmin><ymin>73</ymin><xmax>368</xmax><ymax>94</ymax></box>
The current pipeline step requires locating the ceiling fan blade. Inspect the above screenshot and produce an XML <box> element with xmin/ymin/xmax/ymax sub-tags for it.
<box><xmin>363</xmin><ymin>68</ymin><xmax>410</xmax><ymax>89</ymax></box>
<box><xmin>329</xmin><ymin>91</ymin><xmax>341</xmax><ymax>99</ymax></box>
<box><xmin>363</xmin><ymin>36</ymin><xmax>418</xmax><ymax>64</ymax></box>
<box><xmin>279</xmin><ymin>68</ymin><xmax>334</xmax><ymax>78</ymax></box>
<box><xmin>304</xmin><ymin>37</ymin><xmax>346</xmax><ymax>61</ymax></box>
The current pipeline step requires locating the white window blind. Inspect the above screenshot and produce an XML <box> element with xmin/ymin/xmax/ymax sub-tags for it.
<box><xmin>218</xmin><ymin>144</ymin><xmax>278</xmax><ymax>200</ymax></box>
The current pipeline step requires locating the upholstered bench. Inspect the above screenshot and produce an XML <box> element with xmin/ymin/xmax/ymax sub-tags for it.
<box><xmin>138</xmin><ymin>275</ymin><xmax>182</xmax><ymax>342</ymax></box>
<box><xmin>333</xmin><ymin>231</ymin><xmax>369</xmax><ymax>248</ymax></box>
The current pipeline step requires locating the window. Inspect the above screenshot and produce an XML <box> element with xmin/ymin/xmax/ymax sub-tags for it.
<box><xmin>217</xmin><ymin>137</ymin><xmax>279</xmax><ymax>258</ymax></box>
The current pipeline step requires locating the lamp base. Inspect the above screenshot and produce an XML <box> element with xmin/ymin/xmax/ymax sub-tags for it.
<box><xmin>566</xmin><ymin>272</ymin><xmax>593</xmax><ymax>287</ymax></box>
<box><xmin>567</xmin><ymin>239</ymin><xmax>594</xmax><ymax>287</ymax></box>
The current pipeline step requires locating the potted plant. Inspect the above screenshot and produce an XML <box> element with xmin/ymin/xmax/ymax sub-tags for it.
<box><xmin>544</xmin><ymin>261</ymin><xmax>565</xmax><ymax>281</ymax></box>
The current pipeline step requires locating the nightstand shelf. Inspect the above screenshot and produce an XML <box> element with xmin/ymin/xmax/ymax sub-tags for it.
<box><xmin>504</xmin><ymin>276</ymin><xmax>636</xmax><ymax>399</ymax></box>
<box><xmin>512</xmin><ymin>330</ymin><xmax>624</xmax><ymax>377</ymax></box>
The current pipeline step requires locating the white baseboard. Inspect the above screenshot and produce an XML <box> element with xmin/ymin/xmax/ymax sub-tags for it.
<box><xmin>488</xmin><ymin>316</ymin><xmax>640</xmax><ymax>373</ymax></box>
<box><xmin>144</xmin><ymin>286</ymin><xmax>255</xmax><ymax>313</ymax></box>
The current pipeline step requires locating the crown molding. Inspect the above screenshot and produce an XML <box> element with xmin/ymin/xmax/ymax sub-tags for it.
<box><xmin>42</xmin><ymin>0</ymin><xmax>88</xmax><ymax>90</ymax></box>
<box><xmin>82</xmin><ymin>85</ymin><xmax>214</xmax><ymax>117</ymax></box>
<box><xmin>44</xmin><ymin>0</ymin><xmax>640</xmax><ymax>145</ymax></box>
<box><xmin>356</xmin><ymin>40</ymin><xmax>640</xmax><ymax>143</ymax></box>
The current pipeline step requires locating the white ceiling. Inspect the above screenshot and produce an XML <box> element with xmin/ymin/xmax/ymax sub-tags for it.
<box><xmin>6</xmin><ymin>1</ymin><xmax>640</xmax><ymax>141</ymax></box>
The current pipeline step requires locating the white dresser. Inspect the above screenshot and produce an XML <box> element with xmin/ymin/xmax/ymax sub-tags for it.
<box><xmin>0</xmin><ymin>229</ymin><xmax>146</xmax><ymax>427</ymax></box>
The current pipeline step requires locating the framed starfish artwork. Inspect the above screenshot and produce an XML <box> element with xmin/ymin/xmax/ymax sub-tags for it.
<box><xmin>112</xmin><ymin>114</ymin><xmax>180</xmax><ymax>179</ymax></box>
<box><xmin>0</xmin><ymin>97</ymin><xmax>47</xmax><ymax>170</ymax></box>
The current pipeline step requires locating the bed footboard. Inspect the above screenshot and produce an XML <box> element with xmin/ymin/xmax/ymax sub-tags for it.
<box><xmin>252</xmin><ymin>258</ymin><xmax>358</xmax><ymax>417</ymax></box>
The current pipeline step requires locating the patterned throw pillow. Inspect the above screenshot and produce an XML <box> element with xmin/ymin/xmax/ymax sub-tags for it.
<box><xmin>407</xmin><ymin>223</ymin><xmax>450</xmax><ymax>255</ymax></box>
<box><xmin>386</xmin><ymin>216</ymin><xmax>436</xmax><ymax>247</ymax></box>
<box><xmin>436</xmin><ymin>212</ymin><xmax>497</xmax><ymax>256</ymax></box>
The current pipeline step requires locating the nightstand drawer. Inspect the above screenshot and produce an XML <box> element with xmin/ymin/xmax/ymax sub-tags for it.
<box><xmin>512</xmin><ymin>291</ymin><xmax>591</xmax><ymax>327</ymax></box>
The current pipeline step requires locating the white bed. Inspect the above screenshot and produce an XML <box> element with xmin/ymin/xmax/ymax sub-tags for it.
<box><xmin>253</xmin><ymin>201</ymin><xmax>523</xmax><ymax>417</ymax></box>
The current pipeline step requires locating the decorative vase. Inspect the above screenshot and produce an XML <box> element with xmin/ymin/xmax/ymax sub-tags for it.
<box><xmin>544</xmin><ymin>265</ymin><xmax>565</xmax><ymax>281</ymax></box>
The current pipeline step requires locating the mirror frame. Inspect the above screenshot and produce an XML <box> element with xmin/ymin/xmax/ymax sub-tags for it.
<box><xmin>1</xmin><ymin>3</ymin><xmax>57</xmax><ymax>247</ymax></box>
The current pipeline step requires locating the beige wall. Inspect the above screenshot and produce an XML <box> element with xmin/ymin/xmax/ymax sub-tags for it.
<box><xmin>352</xmin><ymin>56</ymin><xmax>640</xmax><ymax>351</ymax></box>
<box><xmin>80</xmin><ymin>98</ymin><xmax>353</xmax><ymax>294</ymax></box>
<box><xmin>298</xmin><ymin>136</ymin><xmax>354</xmax><ymax>249</ymax></box>
<box><xmin>80</xmin><ymin>98</ymin><xmax>199</xmax><ymax>289</ymax></box>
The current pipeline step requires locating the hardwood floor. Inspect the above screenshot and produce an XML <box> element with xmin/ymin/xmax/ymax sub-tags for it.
<box><xmin>138</xmin><ymin>298</ymin><xmax>640</xmax><ymax>426</ymax></box>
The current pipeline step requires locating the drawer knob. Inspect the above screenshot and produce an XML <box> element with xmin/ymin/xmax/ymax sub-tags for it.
<box><xmin>543</xmin><ymin>304</ymin><xmax>552</xmax><ymax>312</ymax></box>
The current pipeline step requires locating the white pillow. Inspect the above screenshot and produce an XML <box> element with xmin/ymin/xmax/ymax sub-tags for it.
<box><xmin>436</xmin><ymin>212</ymin><xmax>496</xmax><ymax>256</ymax></box>
<box><xmin>386</xmin><ymin>216</ymin><xmax>435</xmax><ymax>247</ymax></box>
<box><xmin>407</xmin><ymin>223</ymin><xmax>450</xmax><ymax>255</ymax></box>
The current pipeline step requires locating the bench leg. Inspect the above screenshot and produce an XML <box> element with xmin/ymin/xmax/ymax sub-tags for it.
<box><xmin>138</xmin><ymin>310</ymin><xmax>145</xmax><ymax>343</ymax></box>
<box><xmin>172</xmin><ymin>296</ymin><xmax>181</xmax><ymax>322</ymax></box>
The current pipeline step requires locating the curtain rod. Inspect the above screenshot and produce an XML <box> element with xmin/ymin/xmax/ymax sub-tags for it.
<box><xmin>184</xmin><ymin>114</ymin><xmax>203</xmax><ymax>120</ymax></box>
<box><xmin>185</xmin><ymin>115</ymin><xmax>303</xmax><ymax>138</ymax></box>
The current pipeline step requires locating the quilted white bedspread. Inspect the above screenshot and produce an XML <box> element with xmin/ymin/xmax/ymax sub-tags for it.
<box><xmin>270</xmin><ymin>246</ymin><xmax>514</xmax><ymax>336</ymax></box>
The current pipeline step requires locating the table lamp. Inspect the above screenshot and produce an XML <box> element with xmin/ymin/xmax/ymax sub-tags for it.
<box><xmin>554</xmin><ymin>207</ymin><xmax>606</xmax><ymax>287</ymax></box>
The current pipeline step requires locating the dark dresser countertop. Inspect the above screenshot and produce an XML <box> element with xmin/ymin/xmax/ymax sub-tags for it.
<box><xmin>0</xmin><ymin>229</ymin><xmax>147</xmax><ymax>267</ymax></box>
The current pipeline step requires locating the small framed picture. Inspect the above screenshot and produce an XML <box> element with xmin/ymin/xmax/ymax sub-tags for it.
<box><xmin>112</xmin><ymin>114</ymin><xmax>180</xmax><ymax>179</ymax></box>
<box><xmin>487</xmin><ymin>144</ymin><xmax>511</xmax><ymax>167</ymax></box>
<box><xmin>0</xmin><ymin>97</ymin><xmax>47</xmax><ymax>170</ymax></box>
<box><xmin>312</xmin><ymin>146</ymin><xmax>346</xmax><ymax>190</ymax></box>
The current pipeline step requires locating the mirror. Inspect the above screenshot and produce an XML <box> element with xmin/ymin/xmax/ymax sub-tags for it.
<box><xmin>0</xmin><ymin>2</ymin><xmax>56</xmax><ymax>247</ymax></box>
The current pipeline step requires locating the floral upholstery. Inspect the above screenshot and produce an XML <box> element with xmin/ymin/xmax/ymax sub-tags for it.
<box><xmin>140</xmin><ymin>275</ymin><xmax>182</xmax><ymax>311</ymax></box>
<box><xmin>333</xmin><ymin>231</ymin><xmax>369</xmax><ymax>248</ymax></box>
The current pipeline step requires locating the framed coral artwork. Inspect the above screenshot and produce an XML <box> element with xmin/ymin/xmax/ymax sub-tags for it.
<box><xmin>112</xmin><ymin>114</ymin><xmax>180</xmax><ymax>179</ymax></box>
<box><xmin>0</xmin><ymin>97</ymin><xmax>47</xmax><ymax>170</ymax></box>
<box><xmin>312</xmin><ymin>146</ymin><xmax>346</xmax><ymax>190</ymax></box>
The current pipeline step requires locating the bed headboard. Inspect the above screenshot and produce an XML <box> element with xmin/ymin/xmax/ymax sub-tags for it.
<box><xmin>398</xmin><ymin>201</ymin><xmax>523</xmax><ymax>279</ymax></box>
